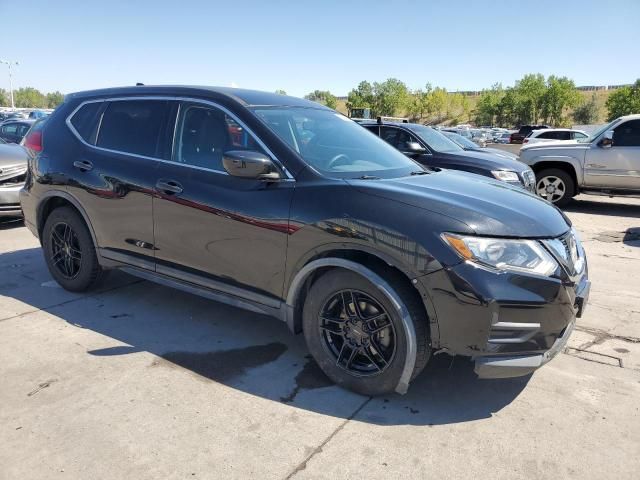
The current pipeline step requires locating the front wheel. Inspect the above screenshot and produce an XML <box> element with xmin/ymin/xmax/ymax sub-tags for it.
<box><xmin>535</xmin><ymin>168</ymin><xmax>575</xmax><ymax>207</ymax></box>
<box><xmin>302</xmin><ymin>269</ymin><xmax>430</xmax><ymax>396</ymax></box>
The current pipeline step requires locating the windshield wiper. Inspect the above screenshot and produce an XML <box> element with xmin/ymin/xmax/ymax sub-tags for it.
<box><xmin>353</xmin><ymin>175</ymin><xmax>381</xmax><ymax>180</ymax></box>
<box><xmin>410</xmin><ymin>170</ymin><xmax>430</xmax><ymax>175</ymax></box>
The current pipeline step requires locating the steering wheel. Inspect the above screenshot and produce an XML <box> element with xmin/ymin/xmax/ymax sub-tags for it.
<box><xmin>327</xmin><ymin>153</ymin><xmax>352</xmax><ymax>170</ymax></box>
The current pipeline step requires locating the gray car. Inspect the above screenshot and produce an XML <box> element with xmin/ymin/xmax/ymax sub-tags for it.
<box><xmin>0</xmin><ymin>137</ymin><xmax>28</xmax><ymax>217</ymax></box>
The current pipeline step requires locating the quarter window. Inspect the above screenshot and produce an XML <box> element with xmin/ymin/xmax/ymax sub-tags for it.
<box><xmin>175</xmin><ymin>105</ymin><xmax>264</xmax><ymax>170</ymax></box>
<box><xmin>96</xmin><ymin>100</ymin><xmax>172</xmax><ymax>158</ymax></box>
<box><xmin>70</xmin><ymin>101</ymin><xmax>103</xmax><ymax>144</ymax></box>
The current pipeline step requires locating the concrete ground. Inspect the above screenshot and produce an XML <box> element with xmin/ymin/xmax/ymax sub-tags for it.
<box><xmin>1</xmin><ymin>195</ymin><xmax>639</xmax><ymax>480</ymax></box>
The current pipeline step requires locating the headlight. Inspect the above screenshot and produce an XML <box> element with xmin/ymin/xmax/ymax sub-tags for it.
<box><xmin>442</xmin><ymin>233</ymin><xmax>558</xmax><ymax>276</ymax></box>
<box><xmin>491</xmin><ymin>170</ymin><xmax>520</xmax><ymax>182</ymax></box>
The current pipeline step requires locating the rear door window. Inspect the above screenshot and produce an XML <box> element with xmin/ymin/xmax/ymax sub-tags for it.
<box><xmin>97</xmin><ymin>100</ymin><xmax>173</xmax><ymax>159</ymax></box>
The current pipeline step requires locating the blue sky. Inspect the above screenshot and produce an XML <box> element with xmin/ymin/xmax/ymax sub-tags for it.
<box><xmin>1</xmin><ymin>0</ymin><xmax>638</xmax><ymax>97</ymax></box>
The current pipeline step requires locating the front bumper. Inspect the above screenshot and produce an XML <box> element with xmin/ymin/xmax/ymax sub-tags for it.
<box><xmin>0</xmin><ymin>182</ymin><xmax>24</xmax><ymax>217</ymax></box>
<box><xmin>418</xmin><ymin>256</ymin><xmax>590</xmax><ymax>379</ymax></box>
<box><xmin>475</xmin><ymin>276</ymin><xmax>590</xmax><ymax>378</ymax></box>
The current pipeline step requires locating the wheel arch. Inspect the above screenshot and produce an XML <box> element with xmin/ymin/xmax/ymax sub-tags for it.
<box><xmin>37</xmin><ymin>190</ymin><xmax>99</xmax><ymax>249</ymax></box>
<box><xmin>287</xmin><ymin>256</ymin><xmax>423</xmax><ymax>394</ymax></box>
<box><xmin>531</xmin><ymin>158</ymin><xmax>581</xmax><ymax>190</ymax></box>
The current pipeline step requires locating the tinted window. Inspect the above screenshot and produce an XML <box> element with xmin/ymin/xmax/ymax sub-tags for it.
<box><xmin>70</xmin><ymin>102</ymin><xmax>103</xmax><ymax>143</ymax></box>
<box><xmin>175</xmin><ymin>105</ymin><xmax>263</xmax><ymax>170</ymax></box>
<box><xmin>541</xmin><ymin>131</ymin><xmax>570</xmax><ymax>140</ymax></box>
<box><xmin>363</xmin><ymin>125</ymin><xmax>379</xmax><ymax>136</ymax></box>
<box><xmin>613</xmin><ymin>120</ymin><xmax>640</xmax><ymax>147</ymax></box>
<box><xmin>406</xmin><ymin>124</ymin><xmax>462</xmax><ymax>153</ymax></box>
<box><xmin>97</xmin><ymin>100</ymin><xmax>172</xmax><ymax>158</ymax></box>
<box><xmin>17</xmin><ymin>124</ymin><xmax>31</xmax><ymax>137</ymax></box>
<box><xmin>1</xmin><ymin>123</ymin><xmax>18</xmax><ymax>134</ymax></box>
<box><xmin>380</xmin><ymin>126</ymin><xmax>399</xmax><ymax>145</ymax></box>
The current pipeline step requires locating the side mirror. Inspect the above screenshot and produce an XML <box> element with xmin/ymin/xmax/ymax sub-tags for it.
<box><xmin>403</xmin><ymin>141</ymin><xmax>426</xmax><ymax>155</ymax></box>
<box><xmin>222</xmin><ymin>150</ymin><xmax>281</xmax><ymax>180</ymax></box>
<box><xmin>599</xmin><ymin>130</ymin><xmax>614</xmax><ymax>148</ymax></box>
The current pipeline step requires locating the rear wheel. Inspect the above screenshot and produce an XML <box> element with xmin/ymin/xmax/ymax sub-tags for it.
<box><xmin>535</xmin><ymin>168</ymin><xmax>575</xmax><ymax>207</ymax></box>
<box><xmin>42</xmin><ymin>206</ymin><xmax>104</xmax><ymax>292</ymax></box>
<box><xmin>302</xmin><ymin>269</ymin><xmax>430</xmax><ymax>396</ymax></box>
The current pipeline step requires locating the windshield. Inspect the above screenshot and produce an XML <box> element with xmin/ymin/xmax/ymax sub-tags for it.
<box><xmin>443</xmin><ymin>131</ymin><xmax>477</xmax><ymax>149</ymax></box>
<box><xmin>406</xmin><ymin>124</ymin><xmax>463</xmax><ymax>153</ymax></box>
<box><xmin>251</xmin><ymin>107</ymin><xmax>420</xmax><ymax>178</ymax></box>
<box><xmin>582</xmin><ymin>118</ymin><xmax>620</xmax><ymax>143</ymax></box>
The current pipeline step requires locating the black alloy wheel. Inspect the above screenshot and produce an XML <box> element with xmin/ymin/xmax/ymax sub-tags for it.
<box><xmin>319</xmin><ymin>289</ymin><xmax>396</xmax><ymax>376</ymax></box>
<box><xmin>50</xmin><ymin>221</ymin><xmax>82</xmax><ymax>279</ymax></box>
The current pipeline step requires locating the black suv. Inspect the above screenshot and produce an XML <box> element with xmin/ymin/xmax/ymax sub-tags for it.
<box><xmin>360</xmin><ymin>120</ymin><xmax>536</xmax><ymax>192</ymax></box>
<box><xmin>20</xmin><ymin>86</ymin><xmax>590</xmax><ymax>395</ymax></box>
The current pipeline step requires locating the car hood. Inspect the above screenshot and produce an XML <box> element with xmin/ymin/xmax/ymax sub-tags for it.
<box><xmin>521</xmin><ymin>140</ymin><xmax>589</xmax><ymax>152</ymax></box>
<box><xmin>0</xmin><ymin>143</ymin><xmax>28</xmax><ymax>168</ymax></box>
<box><xmin>442</xmin><ymin>149</ymin><xmax>529</xmax><ymax>173</ymax></box>
<box><xmin>347</xmin><ymin>170</ymin><xmax>570</xmax><ymax>238</ymax></box>
<box><xmin>466</xmin><ymin>146</ymin><xmax>519</xmax><ymax>161</ymax></box>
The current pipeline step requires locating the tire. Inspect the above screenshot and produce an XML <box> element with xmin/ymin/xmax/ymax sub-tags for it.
<box><xmin>42</xmin><ymin>206</ymin><xmax>104</xmax><ymax>292</ymax></box>
<box><xmin>535</xmin><ymin>168</ymin><xmax>575</xmax><ymax>208</ymax></box>
<box><xmin>302</xmin><ymin>269</ymin><xmax>430</xmax><ymax>396</ymax></box>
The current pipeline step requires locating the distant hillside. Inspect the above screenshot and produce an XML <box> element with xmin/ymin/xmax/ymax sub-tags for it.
<box><xmin>335</xmin><ymin>89</ymin><xmax>613</xmax><ymax>125</ymax></box>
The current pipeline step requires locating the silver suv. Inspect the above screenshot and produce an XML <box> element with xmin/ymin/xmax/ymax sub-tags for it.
<box><xmin>518</xmin><ymin>114</ymin><xmax>640</xmax><ymax>206</ymax></box>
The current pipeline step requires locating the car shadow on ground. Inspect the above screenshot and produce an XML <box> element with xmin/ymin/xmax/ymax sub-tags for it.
<box><xmin>0</xmin><ymin>246</ymin><xmax>530</xmax><ymax>426</ymax></box>
<box><xmin>565</xmin><ymin>198</ymin><xmax>640</xmax><ymax>218</ymax></box>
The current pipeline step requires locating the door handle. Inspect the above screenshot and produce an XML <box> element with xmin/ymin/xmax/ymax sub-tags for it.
<box><xmin>156</xmin><ymin>179</ymin><xmax>183</xmax><ymax>194</ymax></box>
<box><xmin>73</xmin><ymin>160</ymin><xmax>93</xmax><ymax>172</ymax></box>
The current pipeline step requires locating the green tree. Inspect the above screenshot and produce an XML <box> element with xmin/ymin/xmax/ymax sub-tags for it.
<box><xmin>346</xmin><ymin>81</ymin><xmax>375</xmax><ymax>116</ymax></box>
<box><xmin>572</xmin><ymin>93</ymin><xmax>600</xmax><ymax>125</ymax></box>
<box><xmin>372</xmin><ymin>78</ymin><xmax>409</xmax><ymax>116</ymax></box>
<box><xmin>13</xmin><ymin>87</ymin><xmax>46</xmax><ymax>108</ymax></box>
<box><xmin>514</xmin><ymin>74</ymin><xmax>547</xmax><ymax>124</ymax></box>
<box><xmin>541</xmin><ymin>76</ymin><xmax>580</xmax><ymax>126</ymax></box>
<box><xmin>46</xmin><ymin>91</ymin><xmax>65</xmax><ymax>108</ymax></box>
<box><xmin>475</xmin><ymin>83</ymin><xmax>504</xmax><ymax>126</ymax></box>
<box><xmin>460</xmin><ymin>94</ymin><xmax>472</xmax><ymax>123</ymax></box>
<box><xmin>605</xmin><ymin>80</ymin><xmax>640</xmax><ymax>120</ymax></box>
<box><xmin>429</xmin><ymin>87</ymin><xmax>448</xmax><ymax>122</ymax></box>
<box><xmin>407</xmin><ymin>84</ymin><xmax>436</xmax><ymax>122</ymax></box>
<box><xmin>0</xmin><ymin>88</ymin><xmax>9</xmax><ymax>106</ymax></box>
<box><xmin>274</xmin><ymin>89</ymin><xmax>287</xmax><ymax>95</ymax></box>
<box><xmin>304</xmin><ymin>89</ymin><xmax>337</xmax><ymax>109</ymax></box>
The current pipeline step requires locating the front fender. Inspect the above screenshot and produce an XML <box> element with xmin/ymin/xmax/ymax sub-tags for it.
<box><xmin>522</xmin><ymin>152</ymin><xmax>585</xmax><ymax>185</ymax></box>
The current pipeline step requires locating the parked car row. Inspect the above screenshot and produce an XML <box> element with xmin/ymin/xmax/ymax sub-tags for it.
<box><xmin>16</xmin><ymin>85</ymin><xmax>590</xmax><ymax>396</ymax></box>
<box><xmin>360</xmin><ymin>119</ymin><xmax>536</xmax><ymax>192</ymax></box>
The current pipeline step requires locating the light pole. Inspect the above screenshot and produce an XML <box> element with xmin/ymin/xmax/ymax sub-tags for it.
<box><xmin>0</xmin><ymin>59</ymin><xmax>19</xmax><ymax>110</ymax></box>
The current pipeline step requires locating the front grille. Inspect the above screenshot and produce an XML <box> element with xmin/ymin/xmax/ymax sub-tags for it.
<box><xmin>544</xmin><ymin>230</ymin><xmax>585</xmax><ymax>277</ymax></box>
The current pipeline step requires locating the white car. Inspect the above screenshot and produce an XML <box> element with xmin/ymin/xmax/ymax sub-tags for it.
<box><xmin>523</xmin><ymin>128</ymin><xmax>588</xmax><ymax>145</ymax></box>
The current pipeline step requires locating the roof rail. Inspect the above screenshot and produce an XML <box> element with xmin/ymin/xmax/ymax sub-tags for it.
<box><xmin>377</xmin><ymin>116</ymin><xmax>409</xmax><ymax>124</ymax></box>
